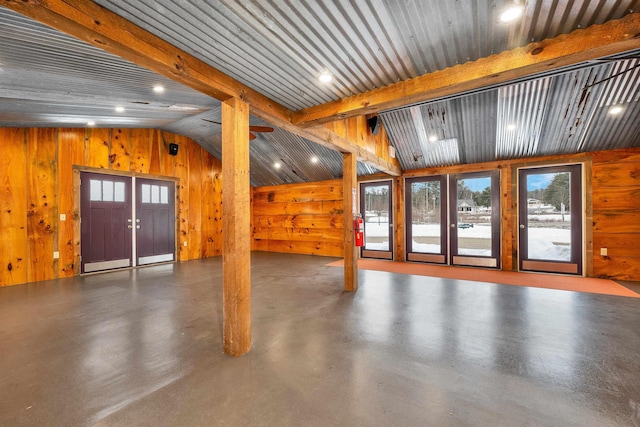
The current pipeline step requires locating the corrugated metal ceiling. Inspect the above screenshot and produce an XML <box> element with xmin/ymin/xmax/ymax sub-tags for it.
<box><xmin>1</xmin><ymin>2</ymin><xmax>639</xmax><ymax>185</ymax></box>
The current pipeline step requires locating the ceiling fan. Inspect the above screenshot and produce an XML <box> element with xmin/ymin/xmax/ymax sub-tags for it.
<box><xmin>202</xmin><ymin>119</ymin><xmax>274</xmax><ymax>140</ymax></box>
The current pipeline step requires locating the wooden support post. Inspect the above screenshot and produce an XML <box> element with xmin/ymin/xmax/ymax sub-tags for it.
<box><xmin>222</xmin><ymin>97</ymin><xmax>251</xmax><ymax>356</ymax></box>
<box><xmin>343</xmin><ymin>152</ymin><xmax>358</xmax><ymax>292</ymax></box>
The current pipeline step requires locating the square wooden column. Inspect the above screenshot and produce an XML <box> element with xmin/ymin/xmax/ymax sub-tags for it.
<box><xmin>222</xmin><ymin>97</ymin><xmax>251</xmax><ymax>356</ymax></box>
<box><xmin>343</xmin><ymin>152</ymin><xmax>358</xmax><ymax>292</ymax></box>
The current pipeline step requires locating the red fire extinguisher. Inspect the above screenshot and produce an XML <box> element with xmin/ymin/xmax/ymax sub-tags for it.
<box><xmin>354</xmin><ymin>214</ymin><xmax>365</xmax><ymax>247</ymax></box>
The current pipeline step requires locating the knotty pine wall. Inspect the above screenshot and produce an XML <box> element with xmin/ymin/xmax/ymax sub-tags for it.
<box><xmin>252</xmin><ymin>179</ymin><xmax>344</xmax><ymax>257</ymax></box>
<box><xmin>0</xmin><ymin>128</ymin><xmax>223</xmax><ymax>287</ymax></box>
<box><xmin>253</xmin><ymin>147</ymin><xmax>640</xmax><ymax>281</ymax></box>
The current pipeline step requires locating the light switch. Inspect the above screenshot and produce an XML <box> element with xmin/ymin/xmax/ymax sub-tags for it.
<box><xmin>183</xmin><ymin>241</ymin><xmax>188</xmax><ymax>247</ymax></box>
<box><xmin>600</xmin><ymin>248</ymin><xmax>608</xmax><ymax>256</ymax></box>
<box><xmin>53</xmin><ymin>251</ymin><xmax>60</xmax><ymax>259</ymax></box>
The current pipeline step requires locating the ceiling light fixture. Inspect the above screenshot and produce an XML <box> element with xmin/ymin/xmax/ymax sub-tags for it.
<box><xmin>87</xmin><ymin>121</ymin><xmax>95</xmax><ymax>126</ymax></box>
<box><xmin>153</xmin><ymin>85</ymin><xmax>165</xmax><ymax>93</ymax></box>
<box><xmin>318</xmin><ymin>70</ymin><xmax>333</xmax><ymax>84</ymax></box>
<box><xmin>274</xmin><ymin>162</ymin><xmax>281</xmax><ymax>169</ymax></box>
<box><xmin>115</xmin><ymin>106</ymin><xmax>125</xmax><ymax>113</ymax></box>
<box><xmin>428</xmin><ymin>135</ymin><xmax>437</xmax><ymax>143</ymax></box>
<box><xmin>499</xmin><ymin>2</ymin><xmax>524</xmax><ymax>23</ymax></box>
<box><xmin>311</xmin><ymin>156</ymin><xmax>319</xmax><ymax>163</ymax></box>
<box><xmin>507</xmin><ymin>123</ymin><xmax>517</xmax><ymax>131</ymax></box>
<box><xmin>608</xmin><ymin>105</ymin><xmax>624</xmax><ymax>116</ymax></box>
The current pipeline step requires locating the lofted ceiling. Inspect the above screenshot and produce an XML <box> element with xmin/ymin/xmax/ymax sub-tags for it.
<box><xmin>1</xmin><ymin>1</ymin><xmax>639</xmax><ymax>186</ymax></box>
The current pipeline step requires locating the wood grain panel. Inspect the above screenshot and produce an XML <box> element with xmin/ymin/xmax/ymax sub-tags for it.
<box><xmin>592</xmin><ymin>234</ymin><xmax>640</xmax><ymax>258</ymax></box>
<box><xmin>253</xmin><ymin>239</ymin><xmax>343</xmax><ymax>257</ymax></box>
<box><xmin>170</xmin><ymin>136</ymin><xmax>189</xmax><ymax>260</ymax></box>
<box><xmin>130</xmin><ymin>129</ymin><xmax>151</xmax><ymax>174</ymax></box>
<box><xmin>253</xmin><ymin>214</ymin><xmax>343</xmax><ymax>229</ymax></box>
<box><xmin>110</xmin><ymin>129</ymin><xmax>131</xmax><ymax>171</ymax></box>
<box><xmin>201</xmin><ymin>147</ymin><xmax>217</xmax><ymax>258</ymax></box>
<box><xmin>253</xmin><ymin>200</ymin><xmax>343</xmax><ymax>215</ymax></box>
<box><xmin>57</xmin><ymin>129</ymin><xmax>84</xmax><ymax>277</ymax></box>
<box><xmin>593</xmin><ymin>256</ymin><xmax>640</xmax><ymax>281</ymax></box>
<box><xmin>592</xmin><ymin>163</ymin><xmax>640</xmax><ymax>187</ymax></box>
<box><xmin>592</xmin><ymin>187</ymin><xmax>640</xmax><ymax>210</ymax></box>
<box><xmin>252</xmin><ymin>227</ymin><xmax>343</xmax><ymax>242</ymax></box>
<box><xmin>253</xmin><ymin>180</ymin><xmax>342</xmax><ymax>203</ymax></box>
<box><xmin>0</xmin><ymin>129</ymin><xmax>28</xmax><ymax>286</ymax></box>
<box><xmin>148</xmin><ymin>130</ymin><xmax>162</xmax><ymax>175</ymax></box>
<box><xmin>187</xmin><ymin>141</ymin><xmax>202</xmax><ymax>260</ymax></box>
<box><xmin>592</xmin><ymin>212</ymin><xmax>640</xmax><ymax>233</ymax></box>
<box><xmin>27</xmin><ymin>128</ymin><xmax>58</xmax><ymax>283</ymax></box>
<box><xmin>84</xmin><ymin>128</ymin><xmax>110</xmax><ymax>169</ymax></box>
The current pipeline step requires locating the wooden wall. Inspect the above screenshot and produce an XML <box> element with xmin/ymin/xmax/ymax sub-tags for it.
<box><xmin>591</xmin><ymin>148</ymin><xmax>640</xmax><ymax>280</ymax></box>
<box><xmin>0</xmin><ymin>128</ymin><xmax>223</xmax><ymax>287</ymax></box>
<box><xmin>254</xmin><ymin>147</ymin><xmax>640</xmax><ymax>281</ymax></box>
<box><xmin>252</xmin><ymin>179</ymin><xmax>344</xmax><ymax>257</ymax></box>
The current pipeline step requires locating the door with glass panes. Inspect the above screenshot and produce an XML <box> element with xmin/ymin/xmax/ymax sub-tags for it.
<box><xmin>360</xmin><ymin>181</ymin><xmax>393</xmax><ymax>260</ymax></box>
<box><xmin>80</xmin><ymin>172</ymin><xmax>176</xmax><ymax>273</ymax></box>
<box><xmin>405</xmin><ymin>171</ymin><xmax>501</xmax><ymax>268</ymax></box>
<box><xmin>518</xmin><ymin>165</ymin><xmax>582</xmax><ymax>274</ymax></box>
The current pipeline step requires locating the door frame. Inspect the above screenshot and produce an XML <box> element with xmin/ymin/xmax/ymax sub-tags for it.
<box><xmin>359</xmin><ymin>179</ymin><xmax>394</xmax><ymax>260</ymax></box>
<box><xmin>74</xmin><ymin>166</ymin><xmax>179</xmax><ymax>274</ymax></box>
<box><xmin>448</xmin><ymin>170</ymin><xmax>501</xmax><ymax>268</ymax></box>
<box><xmin>405</xmin><ymin>175</ymin><xmax>448</xmax><ymax>264</ymax></box>
<box><xmin>517</xmin><ymin>163</ymin><xmax>584</xmax><ymax>275</ymax></box>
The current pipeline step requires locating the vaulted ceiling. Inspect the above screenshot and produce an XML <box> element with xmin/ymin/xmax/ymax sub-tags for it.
<box><xmin>1</xmin><ymin>1</ymin><xmax>639</xmax><ymax>186</ymax></box>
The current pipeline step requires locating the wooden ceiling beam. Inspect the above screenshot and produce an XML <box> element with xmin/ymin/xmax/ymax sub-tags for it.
<box><xmin>293</xmin><ymin>13</ymin><xmax>640</xmax><ymax>127</ymax></box>
<box><xmin>0</xmin><ymin>0</ymin><xmax>401</xmax><ymax>175</ymax></box>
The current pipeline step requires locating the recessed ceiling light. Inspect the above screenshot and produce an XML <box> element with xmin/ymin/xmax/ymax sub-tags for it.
<box><xmin>318</xmin><ymin>70</ymin><xmax>333</xmax><ymax>83</ymax></box>
<box><xmin>274</xmin><ymin>162</ymin><xmax>281</xmax><ymax>169</ymax></box>
<box><xmin>87</xmin><ymin>121</ymin><xmax>95</xmax><ymax>126</ymax></box>
<box><xmin>311</xmin><ymin>156</ymin><xmax>319</xmax><ymax>163</ymax></box>
<box><xmin>115</xmin><ymin>106</ymin><xmax>125</xmax><ymax>113</ymax></box>
<box><xmin>507</xmin><ymin>123</ymin><xmax>517</xmax><ymax>131</ymax></box>
<box><xmin>499</xmin><ymin>4</ymin><xmax>524</xmax><ymax>23</ymax></box>
<box><xmin>608</xmin><ymin>105</ymin><xmax>624</xmax><ymax>116</ymax></box>
<box><xmin>428</xmin><ymin>135</ymin><xmax>437</xmax><ymax>143</ymax></box>
<box><xmin>153</xmin><ymin>85</ymin><xmax>165</xmax><ymax>93</ymax></box>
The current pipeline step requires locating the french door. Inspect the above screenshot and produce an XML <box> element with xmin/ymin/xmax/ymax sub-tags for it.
<box><xmin>81</xmin><ymin>172</ymin><xmax>176</xmax><ymax>273</ymax></box>
<box><xmin>518</xmin><ymin>165</ymin><xmax>582</xmax><ymax>275</ymax></box>
<box><xmin>360</xmin><ymin>181</ymin><xmax>393</xmax><ymax>260</ymax></box>
<box><xmin>449</xmin><ymin>171</ymin><xmax>501</xmax><ymax>268</ymax></box>
<box><xmin>405</xmin><ymin>171</ymin><xmax>501</xmax><ymax>268</ymax></box>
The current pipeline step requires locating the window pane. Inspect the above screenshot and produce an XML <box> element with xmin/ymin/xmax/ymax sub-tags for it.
<box><xmin>114</xmin><ymin>182</ymin><xmax>125</xmax><ymax>202</ymax></box>
<box><xmin>90</xmin><ymin>180</ymin><xmax>102</xmax><ymax>201</ymax></box>
<box><xmin>141</xmin><ymin>184</ymin><xmax>150</xmax><ymax>203</ymax></box>
<box><xmin>151</xmin><ymin>185</ymin><xmax>160</xmax><ymax>204</ymax></box>
<box><xmin>160</xmin><ymin>186</ymin><xmax>168</xmax><ymax>204</ymax></box>
<box><xmin>456</xmin><ymin>177</ymin><xmax>491</xmax><ymax>256</ymax></box>
<box><xmin>410</xmin><ymin>181</ymin><xmax>441</xmax><ymax>254</ymax></box>
<box><xmin>526</xmin><ymin>172</ymin><xmax>571</xmax><ymax>261</ymax></box>
<box><xmin>102</xmin><ymin>180</ymin><xmax>114</xmax><ymax>202</ymax></box>
<box><xmin>363</xmin><ymin>184</ymin><xmax>390</xmax><ymax>251</ymax></box>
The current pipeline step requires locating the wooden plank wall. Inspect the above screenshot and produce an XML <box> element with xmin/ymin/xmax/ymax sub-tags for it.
<box><xmin>0</xmin><ymin>128</ymin><xmax>223</xmax><ymax>287</ymax></box>
<box><xmin>252</xmin><ymin>179</ymin><xmax>344</xmax><ymax>256</ymax></box>
<box><xmin>591</xmin><ymin>148</ymin><xmax>640</xmax><ymax>280</ymax></box>
<box><xmin>324</xmin><ymin>115</ymin><xmax>400</xmax><ymax>170</ymax></box>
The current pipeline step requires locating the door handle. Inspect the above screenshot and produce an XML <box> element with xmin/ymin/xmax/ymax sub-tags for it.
<box><xmin>519</xmin><ymin>224</ymin><xmax>525</xmax><ymax>229</ymax></box>
<box><xmin>128</xmin><ymin>225</ymin><xmax>133</xmax><ymax>229</ymax></box>
<box><xmin>136</xmin><ymin>225</ymin><xmax>141</xmax><ymax>229</ymax></box>
<box><xmin>451</xmin><ymin>224</ymin><xmax>456</xmax><ymax>228</ymax></box>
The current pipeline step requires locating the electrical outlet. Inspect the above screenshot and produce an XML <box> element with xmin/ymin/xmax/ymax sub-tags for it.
<box><xmin>600</xmin><ymin>248</ymin><xmax>608</xmax><ymax>256</ymax></box>
<box><xmin>53</xmin><ymin>251</ymin><xmax>60</xmax><ymax>259</ymax></box>
<box><xmin>60</xmin><ymin>213</ymin><xmax>66</xmax><ymax>221</ymax></box>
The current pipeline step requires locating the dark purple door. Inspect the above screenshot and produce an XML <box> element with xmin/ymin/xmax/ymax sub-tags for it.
<box><xmin>135</xmin><ymin>178</ymin><xmax>175</xmax><ymax>265</ymax></box>
<box><xmin>81</xmin><ymin>172</ymin><xmax>132</xmax><ymax>273</ymax></box>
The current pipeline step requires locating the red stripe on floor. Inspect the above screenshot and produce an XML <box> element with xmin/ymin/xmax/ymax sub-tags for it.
<box><xmin>327</xmin><ymin>259</ymin><xmax>640</xmax><ymax>298</ymax></box>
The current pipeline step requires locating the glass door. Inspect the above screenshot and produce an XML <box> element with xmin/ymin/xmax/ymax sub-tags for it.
<box><xmin>449</xmin><ymin>171</ymin><xmax>500</xmax><ymax>268</ymax></box>
<box><xmin>360</xmin><ymin>181</ymin><xmax>393</xmax><ymax>260</ymax></box>
<box><xmin>518</xmin><ymin>165</ymin><xmax>582</xmax><ymax>274</ymax></box>
<box><xmin>405</xmin><ymin>176</ymin><xmax>447</xmax><ymax>263</ymax></box>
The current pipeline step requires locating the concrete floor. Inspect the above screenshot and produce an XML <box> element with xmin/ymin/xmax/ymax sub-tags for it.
<box><xmin>1</xmin><ymin>252</ymin><xmax>639</xmax><ymax>426</ymax></box>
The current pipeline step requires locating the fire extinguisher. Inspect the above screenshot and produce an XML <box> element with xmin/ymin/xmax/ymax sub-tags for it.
<box><xmin>354</xmin><ymin>214</ymin><xmax>365</xmax><ymax>247</ymax></box>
